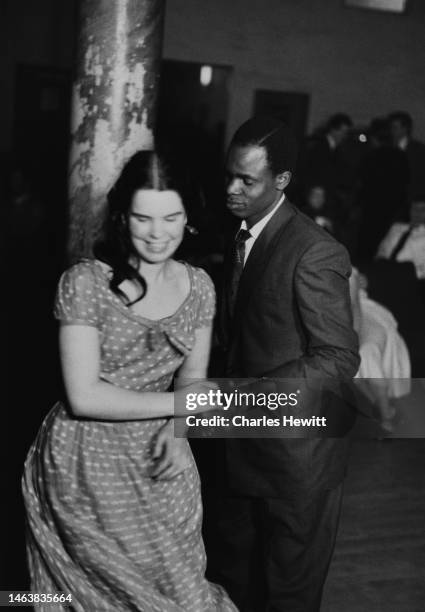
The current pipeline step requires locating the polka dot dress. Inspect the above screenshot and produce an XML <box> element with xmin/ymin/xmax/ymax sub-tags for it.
<box><xmin>22</xmin><ymin>259</ymin><xmax>237</xmax><ymax>612</ymax></box>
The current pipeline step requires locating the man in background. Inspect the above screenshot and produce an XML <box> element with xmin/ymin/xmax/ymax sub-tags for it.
<box><xmin>296</xmin><ymin>112</ymin><xmax>353</xmax><ymax>204</ymax></box>
<box><xmin>389</xmin><ymin>111</ymin><xmax>425</xmax><ymax>202</ymax></box>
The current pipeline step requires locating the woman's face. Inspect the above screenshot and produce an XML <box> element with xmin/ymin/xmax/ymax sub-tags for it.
<box><xmin>128</xmin><ymin>189</ymin><xmax>186</xmax><ymax>263</ymax></box>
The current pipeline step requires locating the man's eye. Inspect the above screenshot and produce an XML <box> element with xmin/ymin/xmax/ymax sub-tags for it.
<box><xmin>243</xmin><ymin>179</ymin><xmax>254</xmax><ymax>186</ymax></box>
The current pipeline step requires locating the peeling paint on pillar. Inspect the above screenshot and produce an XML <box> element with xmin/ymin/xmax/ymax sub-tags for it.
<box><xmin>68</xmin><ymin>0</ymin><xmax>165</xmax><ymax>261</ymax></box>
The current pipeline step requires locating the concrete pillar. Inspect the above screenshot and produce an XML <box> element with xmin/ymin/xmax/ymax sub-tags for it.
<box><xmin>68</xmin><ymin>0</ymin><xmax>165</xmax><ymax>261</ymax></box>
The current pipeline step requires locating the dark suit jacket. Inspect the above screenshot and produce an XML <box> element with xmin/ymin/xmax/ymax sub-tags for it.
<box><xmin>405</xmin><ymin>139</ymin><xmax>425</xmax><ymax>200</ymax></box>
<box><xmin>220</xmin><ymin>201</ymin><xmax>360</xmax><ymax>499</ymax></box>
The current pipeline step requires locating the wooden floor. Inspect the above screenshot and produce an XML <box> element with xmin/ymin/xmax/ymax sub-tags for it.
<box><xmin>322</xmin><ymin>438</ymin><xmax>425</xmax><ymax>612</ymax></box>
<box><xmin>4</xmin><ymin>416</ymin><xmax>425</xmax><ymax>611</ymax></box>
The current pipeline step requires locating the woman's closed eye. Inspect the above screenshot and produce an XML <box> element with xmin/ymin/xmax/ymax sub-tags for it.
<box><xmin>164</xmin><ymin>213</ymin><xmax>184</xmax><ymax>222</ymax></box>
<box><xmin>130</xmin><ymin>213</ymin><xmax>149</xmax><ymax>223</ymax></box>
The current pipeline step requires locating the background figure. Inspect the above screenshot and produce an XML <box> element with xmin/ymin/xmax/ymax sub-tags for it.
<box><xmin>21</xmin><ymin>151</ymin><xmax>236</xmax><ymax>612</ymax></box>
<box><xmin>355</xmin><ymin>117</ymin><xmax>409</xmax><ymax>263</ymax></box>
<box><xmin>350</xmin><ymin>268</ymin><xmax>411</xmax><ymax>433</ymax></box>
<box><xmin>300</xmin><ymin>184</ymin><xmax>349</xmax><ymax>244</ymax></box>
<box><xmin>210</xmin><ymin>117</ymin><xmax>359</xmax><ymax>612</ymax></box>
<box><xmin>295</xmin><ymin>113</ymin><xmax>353</xmax><ymax>208</ymax></box>
<box><xmin>366</xmin><ymin>196</ymin><xmax>425</xmax><ymax>376</ymax></box>
<box><xmin>376</xmin><ymin>196</ymin><xmax>425</xmax><ymax>285</ymax></box>
<box><xmin>388</xmin><ymin>111</ymin><xmax>425</xmax><ymax>204</ymax></box>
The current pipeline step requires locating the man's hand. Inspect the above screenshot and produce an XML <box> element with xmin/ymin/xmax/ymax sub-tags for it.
<box><xmin>150</xmin><ymin>419</ymin><xmax>191</xmax><ymax>480</ymax></box>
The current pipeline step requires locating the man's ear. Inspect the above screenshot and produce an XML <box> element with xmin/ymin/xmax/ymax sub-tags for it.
<box><xmin>276</xmin><ymin>171</ymin><xmax>292</xmax><ymax>191</ymax></box>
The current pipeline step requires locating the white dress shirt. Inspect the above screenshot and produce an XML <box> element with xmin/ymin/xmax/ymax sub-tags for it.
<box><xmin>239</xmin><ymin>193</ymin><xmax>285</xmax><ymax>265</ymax></box>
<box><xmin>376</xmin><ymin>222</ymin><xmax>425</xmax><ymax>279</ymax></box>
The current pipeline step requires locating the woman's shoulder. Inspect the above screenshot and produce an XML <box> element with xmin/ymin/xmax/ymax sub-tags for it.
<box><xmin>185</xmin><ymin>263</ymin><xmax>216</xmax><ymax>295</ymax></box>
<box><xmin>58</xmin><ymin>258</ymin><xmax>108</xmax><ymax>293</ymax></box>
<box><xmin>62</xmin><ymin>258</ymin><xmax>108</xmax><ymax>278</ymax></box>
<box><xmin>54</xmin><ymin>259</ymin><xmax>106</xmax><ymax>323</ymax></box>
<box><xmin>182</xmin><ymin>263</ymin><xmax>216</xmax><ymax>325</ymax></box>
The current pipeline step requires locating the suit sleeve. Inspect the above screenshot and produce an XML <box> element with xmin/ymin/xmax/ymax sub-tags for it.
<box><xmin>265</xmin><ymin>239</ymin><xmax>360</xmax><ymax>379</ymax></box>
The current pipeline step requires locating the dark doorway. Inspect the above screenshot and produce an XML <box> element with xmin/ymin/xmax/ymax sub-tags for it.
<box><xmin>13</xmin><ymin>63</ymin><xmax>71</xmax><ymax>197</ymax></box>
<box><xmin>12</xmin><ymin>63</ymin><xmax>72</xmax><ymax>276</ymax></box>
<box><xmin>156</xmin><ymin>59</ymin><xmax>232</xmax><ymax>254</ymax></box>
<box><xmin>4</xmin><ymin>63</ymin><xmax>72</xmax><ymax>590</ymax></box>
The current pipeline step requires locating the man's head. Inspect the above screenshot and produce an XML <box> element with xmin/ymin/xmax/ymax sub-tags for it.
<box><xmin>367</xmin><ymin>117</ymin><xmax>390</xmax><ymax>148</ymax></box>
<box><xmin>388</xmin><ymin>111</ymin><xmax>413</xmax><ymax>146</ymax></box>
<box><xmin>225</xmin><ymin>117</ymin><xmax>296</xmax><ymax>227</ymax></box>
<box><xmin>326</xmin><ymin>113</ymin><xmax>352</xmax><ymax>147</ymax></box>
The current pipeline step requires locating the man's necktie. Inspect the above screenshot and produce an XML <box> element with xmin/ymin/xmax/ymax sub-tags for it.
<box><xmin>390</xmin><ymin>226</ymin><xmax>413</xmax><ymax>261</ymax></box>
<box><xmin>228</xmin><ymin>228</ymin><xmax>251</xmax><ymax>317</ymax></box>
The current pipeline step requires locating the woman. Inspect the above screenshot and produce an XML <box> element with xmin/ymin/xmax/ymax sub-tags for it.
<box><xmin>22</xmin><ymin>151</ymin><xmax>237</xmax><ymax>611</ymax></box>
<box><xmin>350</xmin><ymin>267</ymin><xmax>411</xmax><ymax>432</ymax></box>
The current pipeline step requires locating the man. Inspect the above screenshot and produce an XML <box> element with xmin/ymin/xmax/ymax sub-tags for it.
<box><xmin>388</xmin><ymin>111</ymin><xmax>425</xmax><ymax>202</ymax></box>
<box><xmin>296</xmin><ymin>112</ymin><xmax>353</xmax><ymax>203</ymax></box>
<box><xmin>356</xmin><ymin>117</ymin><xmax>409</xmax><ymax>261</ymax></box>
<box><xmin>372</xmin><ymin>196</ymin><xmax>425</xmax><ymax>376</ymax></box>
<box><xmin>376</xmin><ymin>197</ymin><xmax>425</xmax><ymax>279</ymax></box>
<box><xmin>214</xmin><ymin>117</ymin><xmax>360</xmax><ymax>611</ymax></box>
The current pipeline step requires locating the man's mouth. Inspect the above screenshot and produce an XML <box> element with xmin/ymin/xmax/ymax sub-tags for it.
<box><xmin>227</xmin><ymin>200</ymin><xmax>245</xmax><ymax>209</ymax></box>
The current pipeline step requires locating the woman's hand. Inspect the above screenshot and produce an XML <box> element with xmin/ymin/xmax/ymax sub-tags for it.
<box><xmin>150</xmin><ymin>419</ymin><xmax>191</xmax><ymax>480</ymax></box>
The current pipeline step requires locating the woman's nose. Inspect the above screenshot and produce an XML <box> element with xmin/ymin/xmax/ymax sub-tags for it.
<box><xmin>149</xmin><ymin>220</ymin><xmax>164</xmax><ymax>238</ymax></box>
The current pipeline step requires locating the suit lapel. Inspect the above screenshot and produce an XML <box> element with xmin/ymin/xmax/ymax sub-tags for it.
<box><xmin>233</xmin><ymin>201</ymin><xmax>296</xmax><ymax>319</ymax></box>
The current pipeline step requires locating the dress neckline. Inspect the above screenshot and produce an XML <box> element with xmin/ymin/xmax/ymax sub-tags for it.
<box><xmin>91</xmin><ymin>259</ymin><xmax>194</xmax><ymax>325</ymax></box>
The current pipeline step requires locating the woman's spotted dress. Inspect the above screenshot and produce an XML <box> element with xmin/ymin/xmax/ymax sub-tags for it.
<box><xmin>22</xmin><ymin>259</ymin><xmax>237</xmax><ymax>612</ymax></box>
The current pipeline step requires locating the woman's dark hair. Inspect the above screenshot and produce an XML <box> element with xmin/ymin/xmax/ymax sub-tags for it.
<box><xmin>93</xmin><ymin>150</ymin><xmax>181</xmax><ymax>305</ymax></box>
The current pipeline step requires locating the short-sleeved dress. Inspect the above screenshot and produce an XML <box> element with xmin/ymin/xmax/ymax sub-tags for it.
<box><xmin>22</xmin><ymin>259</ymin><xmax>237</xmax><ymax>612</ymax></box>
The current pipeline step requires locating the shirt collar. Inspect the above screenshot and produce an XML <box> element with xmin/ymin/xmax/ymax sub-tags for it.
<box><xmin>240</xmin><ymin>193</ymin><xmax>285</xmax><ymax>238</ymax></box>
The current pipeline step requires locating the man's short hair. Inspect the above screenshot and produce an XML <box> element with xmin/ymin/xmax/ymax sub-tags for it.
<box><xmin>388</xmin><ymin>111</ymin><xmax>413</xmax><ymax>133</ymax></box>
<box><xmin>229</xmin><ymin>116</ymin><xmax>297</xmax><ymax>175</ymax></box>
<box><xmin>326</xmin><ymin>113</ymin><xmax>353</xmax><ymax>132</ymax></box>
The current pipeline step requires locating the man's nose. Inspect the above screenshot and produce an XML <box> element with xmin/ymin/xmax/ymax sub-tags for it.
<box><xmin>227</xmin><ymin>177</ymin><xmax>241</xmax><ymax>195</ymax></box>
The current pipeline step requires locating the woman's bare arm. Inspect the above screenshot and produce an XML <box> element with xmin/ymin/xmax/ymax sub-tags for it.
<box><xmin>60</xmin><ymin>325</ymin><xmax>212</xmax><ymax>419</ymax></box>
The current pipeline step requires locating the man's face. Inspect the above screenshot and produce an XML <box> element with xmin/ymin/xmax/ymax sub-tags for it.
<box><xmin>225</xmin><ymin>144</ymin><xmax>287</xmax><ymax>228</ymax></box>
<box><xmin>332</xmin><ymin>124</ymin><xmax>350</xmax><ymax>147</ymax></box>
<box><xmin>389</xmin><ymin>119</ymin><xmax>408</xmax><ymax>146</ymax></box>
